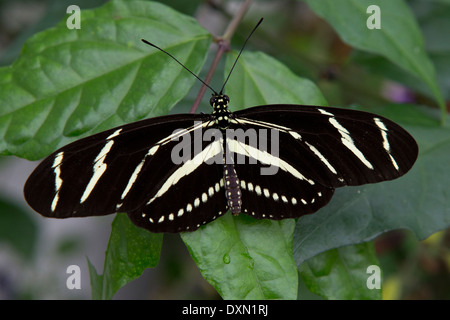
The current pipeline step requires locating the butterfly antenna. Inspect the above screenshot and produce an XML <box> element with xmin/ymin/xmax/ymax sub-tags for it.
<box><xmin>219</xmin><ymin>18</ymin><xmax>263</xmax><ymax>95</ymax></box>
<box><xmin>141</xmin><ymin>39</ymin><xmax>218</xmax><ymax>95</ymax></box>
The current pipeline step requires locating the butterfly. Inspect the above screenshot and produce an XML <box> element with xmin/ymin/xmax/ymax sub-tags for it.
<box><xmin>24</xmin><ymin>19</ymin><xmax>418</xmax><ymax>233</ymax></box>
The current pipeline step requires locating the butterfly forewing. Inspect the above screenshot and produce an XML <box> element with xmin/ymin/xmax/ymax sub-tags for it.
<box><xmin>23</xmin><ymin>113</ymin><xmax>214</xmax><ymax>219</ymax></box>
<box><xmin>233</xmin><ymin>105</ymin><xmax>418</xmax><ymax>187</ymax></box>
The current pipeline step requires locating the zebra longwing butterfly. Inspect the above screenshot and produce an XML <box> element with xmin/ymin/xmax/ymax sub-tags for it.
<box><xmin>23</xmin><ymin>20</ymin><xmax>418</xmax><ymax>233</ymax></box>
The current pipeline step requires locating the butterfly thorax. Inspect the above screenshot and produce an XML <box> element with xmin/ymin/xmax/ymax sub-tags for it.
<box><xmin>210</xmin><ymin>94</ymin><xmax>232</xmax><ymax>130</ymax></box>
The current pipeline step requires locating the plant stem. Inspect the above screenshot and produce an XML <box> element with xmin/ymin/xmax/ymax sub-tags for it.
<box><xmin>189</xmin><ymin>0</ymin><xmax>253</xmax><ymax>113</ymax></box>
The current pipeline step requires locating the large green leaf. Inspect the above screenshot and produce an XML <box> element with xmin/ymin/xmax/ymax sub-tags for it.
<box><xmin>303</xmin><ymin>0</ymin><xmax>445</xmax><ymax>119</ymax></box>
<box><xmin>0</xmin><ymin>0</ymin><xmax>211</xmax><ymax>160</ymax></box>
<box><xmin>88</xmin><ymin>213</ymin><xmax>162</xmax><ymax>300</ymax></box>
<box><xmin>352</xmin><ymin>1</ymin><xmax>450</xmax><ymax>101</ymax></box>
<box><xmin>181</xmin><ymin>51</ymin><xmax>327</xmax><ymax>300</ymax></box>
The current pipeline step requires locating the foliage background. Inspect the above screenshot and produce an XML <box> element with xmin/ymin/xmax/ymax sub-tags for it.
<box><xmin>0</xmin><ymin>0</ymin><xmax>449</xmax><ymax>299</ymax></box>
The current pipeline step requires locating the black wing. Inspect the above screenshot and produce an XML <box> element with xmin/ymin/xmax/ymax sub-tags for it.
<box><xmin>233</xmin><ymin>104</ymin><xmax>418</xmax><ymax>186</ymax></box>
<box><xmin>24</xmin><ymin>113</ymin><xmax>227</xmax><ymax>233</ymax></box>
<box><xmin>227</xmin><ymin>104</ymin><xmax>418</xmax><ymax>219</ymax></box>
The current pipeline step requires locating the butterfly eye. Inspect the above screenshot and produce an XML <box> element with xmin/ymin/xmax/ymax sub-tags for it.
<box><xmin>210</xmin><ymin>95</ymin><xmax>216</xmax><ymax>106</ymax></box>
<box><xmin>223</xmin><ymin>95</ymin><xmax>230</xmax><ymax>103</ymax></box>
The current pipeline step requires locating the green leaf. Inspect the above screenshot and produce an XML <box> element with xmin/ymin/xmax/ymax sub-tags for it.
<box><xmin>87</xmin><ymin>258</ymin><xmax>104</xmax><ymax>300</ymax></box>
<box><xmin>299</xmin><ymin>242</ymin><xmax>381</xmax><ymax>300</ymax></box>
<box><xmin>0</xmin><ymin>0</ymin><xmax>211</xmax><ymax>160</ymax></box>
<box><xmin>87</xmin><ymin>213</ymin><xmax>162</xmax><ymax>300</ymax></box>
<box><xmin>294</xmin><ymin>105</ymin><xmax>450</xmax><ymax>265</ymax></box>
<box><xmin>181</xmin><ymin>51</ymin><xmax>327</xmax><ymax>300</ymax></box>
<box><xmin>353</xmin><ymin>1</ymin><xmax>450</xmax><ymax>102</ymax></box>
<box><xmin>0</xmin><ymin>0</ymin><xmax>109</xmax><ymax>66</ymax></box>
<box><xmin>303</xmin><ymin>0</ymin><xmax>445</xmax><ymax>120</ymax></box>
<box><xmin>182</xmin><ymin>214</ymin><xmax>298</xmax><ymax>299</ymax></box>
<box><xmin>226</xmin><ymin>51</ymin><xmax>328</xmax><ymax>109</ymax></box>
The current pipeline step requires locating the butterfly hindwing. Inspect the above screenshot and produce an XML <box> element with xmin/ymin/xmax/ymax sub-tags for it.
<box><xmin>223</xmin><ymin>122</ymin><xmax>334</xmax><ymax>220</ymax></box>
<box><xmin>127</xmin><ymin>150</ymin><xmax>227</xmax><ymax>233</ymax></box>
<box><xmin>232</xmin><ymin>154</ymin><xmax>335</xmax><ymax>220</ymax></box>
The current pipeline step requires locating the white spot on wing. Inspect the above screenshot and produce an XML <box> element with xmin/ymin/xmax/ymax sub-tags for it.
<box><xmin>80</xmin><ymin>139</ymin><xmax>115</xmax><ymax>204</ymax></box>
<box><xmin>51</xmin><ymin>151</ymin><xmax>64</xmax><ymax>212</ymax></box>
<box><xmin>374</xmin><ymin>117</ymin><xmax>399</xmax><ymax>171</ymax></box>
<box><xmin>318</xmin><ymin>108</ymin><xmax>334</xmax><ymax>117</ymax></box>
<box><xmin>120</xmin><ymin>161</ymin><xmax>144</xmax><ymax>201</ymax></box>
<box><xmin>146</xmin><ymin>140</ymin><xmax>223</xmax><ymax>205</ymax></box>
<box><xmin>328</xmin><ymin>117</ymin><xmax>373</xmax><ymax>170</ymax></box>
<box><xmin>227</xmin><ymin>138</ymin><xmax>315</xmax><ymax>185</ymax></box>
<box><xmin>289</xmin><ymin>131</ymin><xmax>302</xmax><ymax>140</ymax></box>
<box><xmin>149</xmin><ymin>145</ymin><xmax>159</xmax><ymax>156</ymax></box>
<box><xmin>305</xmin><ymin>141</ymin><xmax>337</xmax><ymax>175</ymax></box>
<box><xmin>106</xmin><ymin>128</ymin><xmax>122</xmax><ymax>140</ymax></box>
<box><xmin>118</xmin><ymin>144</ymin><xmax>162</xmax><ymax>206</ymax></box>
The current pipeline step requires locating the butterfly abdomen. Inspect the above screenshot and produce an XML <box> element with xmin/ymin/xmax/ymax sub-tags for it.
<box><xmin>223</xmin><ymin>162</ymin><xmax>242</xmax><ymax>215</ymax></box>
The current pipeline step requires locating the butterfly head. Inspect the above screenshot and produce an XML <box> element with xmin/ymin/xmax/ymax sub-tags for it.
<box><xmin>209</xmin><ymin>93</ymin><xmax>230</xmax><ymax>107</ymax></box>
<box><xmin>210</xmin><ymin>94</ymin><xmax>231</xmax><ymax>129</ymax></box>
